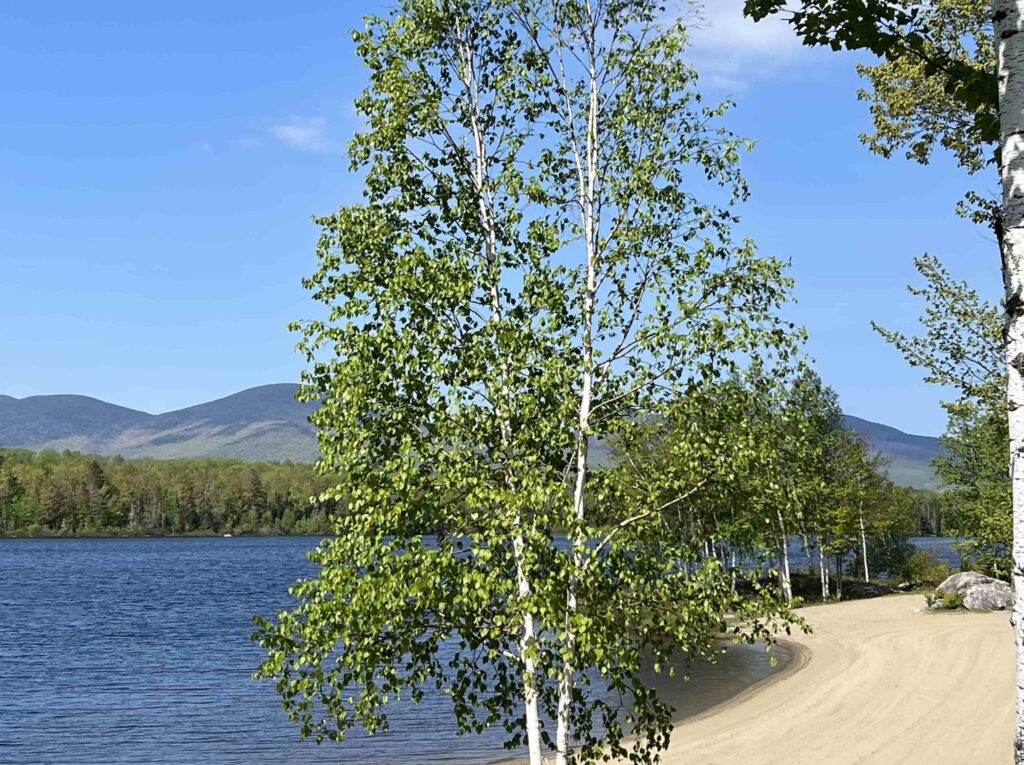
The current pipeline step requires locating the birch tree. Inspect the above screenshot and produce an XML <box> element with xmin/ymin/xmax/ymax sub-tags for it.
<box><xmin>744</xmin><ymin>0</ymin><xmax>1024</xmax><ymax>757</ymax></box>
<box><xmin>875</xmin><ymin>255</ymin><xmax>1010</xmax><ymax>572</ymax></box>
<box><xmin>254</xmin><ymin>2</ymin><xmax>799</xmax><ymax>764</ymax></box>
<box><xmin>995</xmin><ymin>22</ymin><xmax>1024</xmax><ymax>754</ymax></box>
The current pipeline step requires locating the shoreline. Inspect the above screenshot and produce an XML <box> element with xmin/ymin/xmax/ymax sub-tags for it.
<box><xmin>496</xmin><ymin>594</ymin><xmax>1013</xmax><ymax>764</ymax></box>
<box><xmin>647</xmin><ymin>594</ymin><xmax>1013</xmax><ymax>764</ymax></box>
<box><xmin>490</xmin><ymin>638</ymin><xmax>805</xmax><ymax>765</ymax></box>
<box><xmin>674</xmin><ymin>637</ymin><xmax>810</xmax><ymax>727</ymax></box>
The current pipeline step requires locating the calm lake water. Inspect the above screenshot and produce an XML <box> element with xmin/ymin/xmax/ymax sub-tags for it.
<box><xmin>0</xmin><ymin>536</ymin><xmax>953</xmax><ymax>764</ymax></box>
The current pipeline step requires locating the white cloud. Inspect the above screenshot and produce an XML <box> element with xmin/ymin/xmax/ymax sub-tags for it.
<box><xmin>682</xmin><ymin>0</ymin><xmax>815</xmax><ymax>88</ymax></box>
<box><xmin>268</xmin><ymin>117</ymin><xmax>332</xmax><ymax>152</ymax></box>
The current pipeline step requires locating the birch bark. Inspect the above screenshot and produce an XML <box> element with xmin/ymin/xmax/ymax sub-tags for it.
<box><xmin>456</xmin><ymin>24</ymin><xmax>544</xmax><ymax>764</ymax></box>
<box><xmin>776</xmin><ymin>516</ymin><xmax>792</xmax><ymax>603</ymax></box>
<box><xmin>555</xmin><ymin>5</ymin><xmax>600</xmax><ymax>761</ymax></box>
<box><xmin>818</xmin><ymin>541</ymin><xmax>829</xmax><ymax>600</ymax></box>
<box><xmin>859</xmin><ymin>510</ymin><xmax>870</xmax><ymax>582</ymax></box>
<box><xmin>995</xmin><ymin>3</ymin><xmax>1024</xmax><ymax>760</ymax></box>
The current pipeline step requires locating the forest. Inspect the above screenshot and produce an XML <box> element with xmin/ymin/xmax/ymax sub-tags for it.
<box><xmin>0</xmin><ymin>449</ymin><xmax>339</xmax><ymax>536</ymax></box>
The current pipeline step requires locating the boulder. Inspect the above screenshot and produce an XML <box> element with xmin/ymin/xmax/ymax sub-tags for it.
<box><xmin>963</xmin><ymin>581</ymin><xmax>1013</xmax><ymax>612</ymax></box>
<box><xmin>936</xmin><ymin>571</ymin><xmax>998</xmax><ymax>595</ymax></box>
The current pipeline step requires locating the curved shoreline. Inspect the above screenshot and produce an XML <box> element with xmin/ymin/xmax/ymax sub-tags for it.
<box><xmin>674</xmin><ymin>637</ymin><xmax>811</xmax><ymax>727</ymax></box>
<box><xmin>652</xmin><ymin>594</ymin><xmax>1014</xmax><ymax>764</ymax></box>
<box><xmin>497</xmin><ymin>595</ymin><xmax>1013</xmax><ymax>764</ymax></box>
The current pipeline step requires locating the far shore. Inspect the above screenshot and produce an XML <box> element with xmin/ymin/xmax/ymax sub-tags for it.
<box><xmin>0</xmin><ymin>531</ymin><xmax>332</xmax><ymax>541</ymax></box>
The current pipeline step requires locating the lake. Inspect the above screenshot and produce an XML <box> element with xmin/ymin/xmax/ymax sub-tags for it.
<box><xmin>0</xmin><ymin>536</ymin><xmax>952</xmax><ymax>763</ymax></box>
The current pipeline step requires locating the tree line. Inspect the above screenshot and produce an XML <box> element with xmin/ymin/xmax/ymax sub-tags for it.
<box><xmin>605</xmin><ymin>367</ymin><xmax>939</xmax><ymax>603</ymax></box>
<box><xmin>0</xmin><ymin>449</ymin><xmax>339</xmax><ymax>536</ymax></box>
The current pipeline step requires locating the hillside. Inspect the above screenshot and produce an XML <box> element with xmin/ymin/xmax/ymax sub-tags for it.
<box><xmin>843</xmin><ymin>414</ymin><xmax>944</xmax><ymax>490</ymax></box>
<box><xmin>0</xmin><ymin>384</ymin><xmax>318</xmax><ymax>463</ymax></box>
<box><xmin>0</xmin><ymin>386</ymin><xmax>945</xmax><ymax>487</ymax></box>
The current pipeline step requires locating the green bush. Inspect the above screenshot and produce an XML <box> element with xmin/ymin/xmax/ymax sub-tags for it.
<box><xmin>903</xmin><ymin>549</ymin><xmax>951</xmax><ymax>586</ymax></box>
<box><xmin>925</xmin><ymin>591</ymin><xmax>964</xmax><ymax>610</ymax></box>
<box><xmin>865</xmin><ymin>536</ymin><xmax>915</xmax><ymax>579</ymax></box>
<box><xmin>942</xmin><ymin>592</ymin><xmax>964</xmax><ymax>609</ymax></box>
<box><xmin>953</xmin><ymin>540</ymin><xmax>1011</xmax><ymax>581</ymax></box>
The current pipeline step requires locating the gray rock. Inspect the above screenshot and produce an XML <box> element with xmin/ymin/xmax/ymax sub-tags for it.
<box><xmin>963</xmin><ymin>581</ymin><xmax>1013</xmax><ymax>612</ymax></box>
<box><xmin>936</xmin><ymin>571</ymin><xmax>998</xmax><ymax>595</ymax></box>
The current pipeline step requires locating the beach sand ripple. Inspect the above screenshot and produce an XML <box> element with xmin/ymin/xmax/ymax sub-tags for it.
<box><xmin>646</xmin><ymin>594</ymin><xmax>1014</xmax><ymax>765</ymax></box>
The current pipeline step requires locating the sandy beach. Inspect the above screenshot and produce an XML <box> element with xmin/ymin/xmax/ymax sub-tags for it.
<box><xmin>649</xmin><ymin>594</ymin><xmax>1014</xmax><ymax>765</ymax></box>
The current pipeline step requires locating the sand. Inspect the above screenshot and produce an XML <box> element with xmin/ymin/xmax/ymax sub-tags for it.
<box><xmin>649</xmin><ymin>594</ymin><xmax>1014</xmax><ymax>765</ymax></box>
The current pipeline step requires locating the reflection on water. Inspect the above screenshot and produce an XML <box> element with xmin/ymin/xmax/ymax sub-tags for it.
<box><xmin>0</xmin><ymin>535</ymin><xmax>872</xmax><ymax>764</ymax></box>
<box><xmin>643</xmin><ymin>641</ymin><xmax>793</xmax><ymax>723</ymax></box>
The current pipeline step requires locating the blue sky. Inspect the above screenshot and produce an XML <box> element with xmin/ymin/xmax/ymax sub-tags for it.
<box><xmin>0</xmin><ymin>1</ymin><xmax>1000</xmax><ymax>436</ymax></box>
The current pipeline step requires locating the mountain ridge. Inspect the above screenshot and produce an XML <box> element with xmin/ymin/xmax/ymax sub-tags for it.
<box><xmin>843</xmin><ymin>414</ymin><xmax>944</xmax><ymax>490</ymax></box>
<box><xmin>0</xmin><ymin>384</ymin><xmax>318</xmax><ymax>463</ymax></box>
<box><xmin>0</xmin><ymin>385</ymin><xmax>944</xmax><ymax>488</ymax></box>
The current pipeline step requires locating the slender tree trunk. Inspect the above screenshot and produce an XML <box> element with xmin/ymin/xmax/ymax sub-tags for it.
<box><xmin>776</xmin><ymin>517</ymin><xmax>792</xmax><ymax>603</ymax></box>
<box><xmin>512</xmin><ymin>535</ymin><xmax>544</xmax><ymax>765</ymax></box>
<box><xmin>556</xmin><ymin>8</ymin><xmax>601</xmax><ymax>761</ymax></box>
<box><xmin>834</xmin><ymin>554</ymin><xmax>843</xmax><ymax>601</ymax></box>
<box><xmin>456</xmin><ymin>23</ymin><xmax>543</xmax><ymax>762</ymax></box>
<box><xmin>802</xmin><ymin>533</ymin><xmax>815</xmax><ymax>576</ymax></box>
<box><xmin>859</xmin><ymin>510</ymin><xmax>870</xmax><ymax>583</ymax></box>
<box><xmin>995</xmin><ymin>3</ymin><xmax>1024</xmax><ymax>759</ymax></box>
<box><xmin>818</xmin><ymin>540</ymin><xmax>829</xmax><ymax>600</ymax></box>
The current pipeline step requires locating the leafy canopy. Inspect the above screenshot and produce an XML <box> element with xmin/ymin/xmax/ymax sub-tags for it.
<box><xmin>255</xmin><ymin>1</ymin><xmax>799</xmax><ymax>762</ymax></box>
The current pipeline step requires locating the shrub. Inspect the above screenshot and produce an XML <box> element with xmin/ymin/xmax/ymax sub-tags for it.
<box><xmin>925</xmin><ymin>591</ymin><xmax>964</xmax><ymax>610</ymax></box>
<box><xmin>865</xmin><ymin>536</ymin><xmax>915</xmax><ymax>579</ymax></box>
<box><xmin>903</xmin><ymin>549</ymin><xmax>951</xmax><ymax>586</ymax></box>
<box><xmin>954</xmin><ymin>540</ymin><xmax>1011</xmax><ymax>581</ymax></box>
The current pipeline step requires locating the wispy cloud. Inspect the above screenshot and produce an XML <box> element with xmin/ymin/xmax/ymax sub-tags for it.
<box><xmin>268</xmin><ymin>116</ymin><xmax>333</xmax><ymax>152</ymax></box>
<box><xmin>682</xmin><ymin>1</ymin><xmax>816</xmax><ymax>88</ymax></box>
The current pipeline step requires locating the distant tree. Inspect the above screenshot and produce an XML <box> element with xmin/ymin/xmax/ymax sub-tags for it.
<box><xmin>874</xmin><ymin>256</ymin><xmax>1009</xmax><ymax>572</ymax></box>
<box><xmin>0</xmin><ymin>466</ymin><xmax>25</xmax><ymax>533</ymax></box>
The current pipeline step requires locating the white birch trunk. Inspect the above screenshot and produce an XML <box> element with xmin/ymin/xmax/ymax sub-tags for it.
<box><xmin>555</xmin><ymin>7</ymin><xmax>601</xmax><ymax>761</ymax></box>
<box><xmin>996</xmin><ymin>3</ymin><xmax>1024</xmax><ymax>760</ymax></box>
<box><xmin>776</xmin><ymin>519</ymin><xmax>792</xmax><ymax>603</ymax></box>
<box><xmin>512</xmin><ymin>536</ymin><xmax>544</xmax><ymax>765</ymax></box>
<box><xmin>802</xmin><ymin>533</ymin><xmax>815</xmax><ymax>576</ymax></box>
<box><xmin>456</xmin><ymin>25</ymin><xmax>544</xmax><ymax>762</ymax></box>
<box><xmin>859</xmin><ymin>510</ymin><xmax>870</xmax><ymax>583</ymax></box>
<box><xmin>818</xmin><ymin>540</ymin><xmax>828</xmax><ymax>601</ymax></box>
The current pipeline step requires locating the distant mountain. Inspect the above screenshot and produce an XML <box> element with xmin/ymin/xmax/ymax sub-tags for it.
<box><xmin>843</xmin><ymin>415</ymin><xmax>944</xmax><ymax>490</ymax></box>
<box><xmin>0</xmin><ymin>385</ymin><xmax>947</xmax><ymax>487</ymax></box>
<box><xmin>0</xmin><ymin>384</ymin><xmax>318</xmax><ymax>463</ymax></box>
